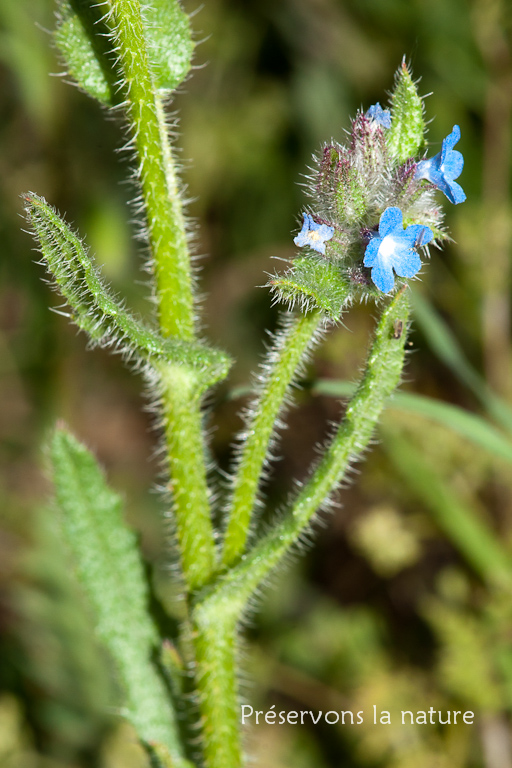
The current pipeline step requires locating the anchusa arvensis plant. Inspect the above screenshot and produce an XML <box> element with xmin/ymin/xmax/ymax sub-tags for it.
<box><xmin>22</xmin><ymin>3</ymin><xmax>464</xmax><ymax>766</ymax></box>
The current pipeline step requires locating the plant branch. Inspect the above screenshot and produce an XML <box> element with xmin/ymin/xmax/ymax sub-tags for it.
<box><xmin>193</xmin><ymin>289</ymin><xmax>410</xmax><ymax>767</ymax></box>
<box><xmin>222</xmin><ymin>310</ymin><xmax>324</xmax><ymax>567</ymax></box>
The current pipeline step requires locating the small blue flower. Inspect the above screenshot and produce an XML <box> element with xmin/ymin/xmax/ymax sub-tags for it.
<box><xmin>294</xmin><ymin>213</ymin><xmax>334</xmax><ymax>255</ymax></box>
<box><xmin>363</xmin><ymin>207</ymin><xmax>433</xmax><ymax>293</ymax></box>
<box><xmin>414</xmin><ymin>125</ymin><xmax>466</xmax><ymax>204</ymax></box>
<box><xmin>366</xmin><ymin>102</ymin><xmax>392</xmax><ymax>129</ymax></box>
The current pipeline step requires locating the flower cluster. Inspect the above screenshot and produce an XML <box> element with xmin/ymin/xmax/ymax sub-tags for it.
<box><xmin>288</xmin><ymin>65</ymin><xmax>465</xmax><ymax>297</ymax></box>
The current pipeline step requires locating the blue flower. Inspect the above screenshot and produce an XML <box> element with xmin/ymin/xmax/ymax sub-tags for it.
<box><xmin>414</xmin><ymin>125</ymin><xmax>466</xmax><ymax>204</ymax></box>
<box><xmin>366</xmin><ymin>103</ymin><xmax>391</xmax><ymax>129</ymax></box>
<box><xmin>363</xmin><ymin>207</ymin><xmax>433</xmax><ymax>293</ymax></box>
<box><xmin>294</xmin><ymin>213</ymin><xmax>334</xmax><ymax>255</ymax></box>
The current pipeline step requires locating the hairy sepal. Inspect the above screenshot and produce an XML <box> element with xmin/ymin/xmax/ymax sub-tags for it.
<box><xmin>387</xmin><ymin>61</ymin><xmax>426</xmax><ymax>162</ymax></box>
<box><xmin>55</xmin><ymin>0</ymin><xmax>194</xmax><ymax>105</ymax></box>
<box><xmin>50</xmin><ymin>427</ymin><xmax>190</xmax><ymax>763</ymax></box>
<box><xmin>269</xmin><ymin>256</ymin><xmax>352</xmax><ymax>319</ymax></box>
<box><xmin>24</xmin><ymin>193</ymin><xmax>231</xmax><ymax>392</ymax></box>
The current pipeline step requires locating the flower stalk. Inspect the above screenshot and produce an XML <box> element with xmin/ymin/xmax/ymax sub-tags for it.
<box><xmin>222</xmin><ymin>309</ymin><xmax>326</xmax><ymax>568</ymax></box>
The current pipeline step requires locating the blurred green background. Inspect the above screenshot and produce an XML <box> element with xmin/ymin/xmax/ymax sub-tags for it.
<box><xmin>2</xmin><ymin>0</ymin><xmax>512</xmax><ymax>766</ymax></box>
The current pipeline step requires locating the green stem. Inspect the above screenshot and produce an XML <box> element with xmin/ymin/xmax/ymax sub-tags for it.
<box><xmin>192</xmin><ymin>609</ymin><xmax>240</xmax><ymax>768</ymax></box>
<box><xmin>193</xmin><ymin>290</ymin><xmax>410</xmax><ymax>767</ymax></box>
<box><xmin>157</xmin><ymin>364</ymin><xmax>216</xmax><ymax>590</ymax></box>
<box><xmin>222</xmin><ymin>310</ymin><xmax>324</xmax><ymax>567</ymax></box>
<box><xmin>106</xmin><ymin>0</ymin><xmax>194</xmax><ymax>340</ymax></box>
<box><xmin>107</xmin><ymin>0</ymin><xmax>216</xmax><ymax>591</ymax></box>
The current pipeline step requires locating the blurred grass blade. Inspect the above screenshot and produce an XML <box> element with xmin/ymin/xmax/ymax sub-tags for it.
<box><xmin>313</xmin><ymin>379</ymin><xmax>512</xmax><ymax>465</ymax></box>
<box><xmin>382</xmin><ymin>426</ymin><xmax>512</xmax><ymax>585</ymax></box>
<box><xmin>390</xmin><ymin>392</ymin><xmax>512</xmax><ymax>464</ymax></box>
<box><xmin>412</xmin><ymin>291</ymin><xmax>512</xmax><ymax>433</ymax></box>
<box><xmin>50</xmin><ymin>427</ymin><xmax>189</xmax><ymax>765</ymax></box>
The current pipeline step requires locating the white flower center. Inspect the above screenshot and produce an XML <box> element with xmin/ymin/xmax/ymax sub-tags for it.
<box><xmin>379</xmin><ymin>235</ymin><xmax>399</xmax><ymax>261</ymax></box>
<box><xmin>309</xmin><ymin>231</ymin><xmax>322</xmax><ymax>242</ymax></box>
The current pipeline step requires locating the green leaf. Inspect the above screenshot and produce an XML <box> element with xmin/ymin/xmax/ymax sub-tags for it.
<box><xmin>50</xmin><ymin>428</ymin><xmax>187</xmax><ymax>762</ymax></box>
<box><xmin>55</xmin><ymin>0</ymin><xmax>118</xmax><ymax>105</ymax></box>
<box><xmin>387</xmin><ymin>60</ymin><xmax>425</xmax><ymax>162</ymax></box>
<box><xmin>55</xmin><ymin>0</ymin><xmax>194</xmax><ymax>106</ymax></box>
<box><xmin>142</xmin><ymin>0</ymin><xmax>194</xmax><ymax>94</ymax></box>
<box><xmin>269</xmin><ymin>256</ymin><xmax>352</xmax><ymax>318</ymax></box>
<box><xmin>24</xmin><ymin>193</ymin><xmax>231</xmax><ymax>391</ymax></box>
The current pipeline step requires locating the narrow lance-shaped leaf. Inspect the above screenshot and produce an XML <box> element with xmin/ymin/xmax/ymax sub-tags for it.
<box><xmin>55</xmin><ymin>0</ymin><xmax>194</xmax><ymax>105</ymax></box>
<box><xmin>24</xmin><ymin>193</ymin><xmax>231</xmax><ymax>391</ymax></box>
<box><xmin>50</xmin><ymin>428</ymin><xmax>193</xmax><ymax>767</ymax></box>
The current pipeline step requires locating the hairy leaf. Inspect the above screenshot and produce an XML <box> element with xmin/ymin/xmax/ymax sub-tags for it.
<box><xmin>50</xmin><ymin>428</ymin><xmax>188</xmax><ymax>761</ymax></box>
<box><xmin>269</xmin><ymin>256</ymin><xmax>352</xmax><ymax>318</ymax></box>
<box><xmin>55</xmin><ymin>0</ymin><xmax>194</xmax><ymax>105</ymax></box>
<box><xmin>24</xmin><ymin>193</ymin><xmax>231</xmax><ymax>391</ymax></box>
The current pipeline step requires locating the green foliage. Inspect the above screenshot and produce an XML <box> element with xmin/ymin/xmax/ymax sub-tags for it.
<box><xmin>24</xmin><ymin>193</ymin><xmax>231</xmax><ymax>392</ymax></box>
<box><xmin>387</xmin><ymin>60</ymin><xmax>426</xmax><ymax>162</ymax></box>
<box><xmin>142</xmin><ymin>0</ymin><xmax>194</xmax><ymax>95</ymax></box>
<box><xmin>314</xmin><ymin>381</ymin><xmax>512</xmax><ymax>465</ymax></box>
<box><xmin>55</xmin><ymin>0</ymin><xmax>194</xmax><ymax>105</ymax></box>
<box><xmin>50</xmin><ymin>427</ymin><xmax>189</xmax><ymax>763</ymax></box>
<box><xmin>10</xmin><ymin>2</ymin><xmax>504</xmax><ymax>766</ymax></box>
<box><xmin>55</xmin><ymin>0</ymin><xmax>117</xmax><ymax>105</ymax></box>
<box><xmin>334</xmin><ymin>161</ymin><xmax>367</xmax><ymax>222</ymax></box>
<box><xmin>412</xmin><ymin>291</ymin><xmax>512</xmax><ymax>433</ymax></box>
<box><xmin>203</xmin><ymin>290</ymin><xmax>411</xmax><ymax>615</ymax></box>
<box><xmin>423</xmin><ymin>599</ymin><xmax>504</xmax><ymax>711</ymax></box>
<box><xmin>383</xmin><ymin>427</ymin><xmax>512</xmax><ymax>585</ymax></box>
<box><xmin>269</xmin><ymin>257</ymin><xmax>353</xmax><ymax>319</ymax></box>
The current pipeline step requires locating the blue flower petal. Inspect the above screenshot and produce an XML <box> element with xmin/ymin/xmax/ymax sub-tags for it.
<box><xmin>391</xmin><ymin>246</ymin><xmax>422</xmax><ymax>278</ymax></box>
<box><xmin>293</xmin><ymin>213</ymin><xmax>334</xmax><ymax>255</ymax></box>
<box><xmin>442</xmin><ymin>125</ymin><xmax>461</xmax><ymax>155</ymax></box>
<box><xmin>379</xmin><ymin>206</ymin><xmax>403</xmax><ymax>237</ymax></box>
<box><xmin>363</xmin><ymin>237</ymin><xmax>381</xmax><ymax>267</ymax></box>
<box><xmin>442</xmin><ymin>149</ymin><xmax>464</xmax><ymax>179</ymax></box>
<box><xmin>366</xmin><ymin>102</ymin><xmax>392</xmax><ymax>129</ymax></box>
<box><xmin>445</xmin><ymin>178</ymin><xmax>466</xmax><ymax>205</ymax></box>
<box><xmin>364</xmin><ymin>208</ymin><xmax>432</xmax><ymax>293</ymax></box>
<box><xmin>415</xmin><ymin>125</ymin><xmax>465</xmax><ymax>204</ymax></box>
<box><xmin>370</xmin><ymin>260</ymin><xmax>396</xmax><ymax>294</ymax></box>
<box><xmin>400</xmin><ymin>224</ymin><xmax>434</xmax><ymax>248</ymax></box>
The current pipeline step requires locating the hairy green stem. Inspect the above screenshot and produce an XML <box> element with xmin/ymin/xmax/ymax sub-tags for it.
<box><xmin>156</xmin><ymin>364</ymin><xmax>216</xmax><ymax>589</ymax></box>
<box><xmin>192</xmin><ymin>609</ymin><xmax>241</xmax><ymax>768</ymax></box>
<box><xmin>106</xmin><ymin>0</ymin><xmax>193</xmax><ymax>340</ymax></box>
<box><xmin>107</xmin><ymin>0</ymin><xmax>216</xmax><ymax>591</ymax></box>
<box><xmin>194</xmin><ymin>290</ymin><xmax>410</xmax><ymax>768</ymax></box>
<box><xmin>222</xmin><ymin>310</ymin><xmax>324</xmax><ymax>567</ymax></box>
